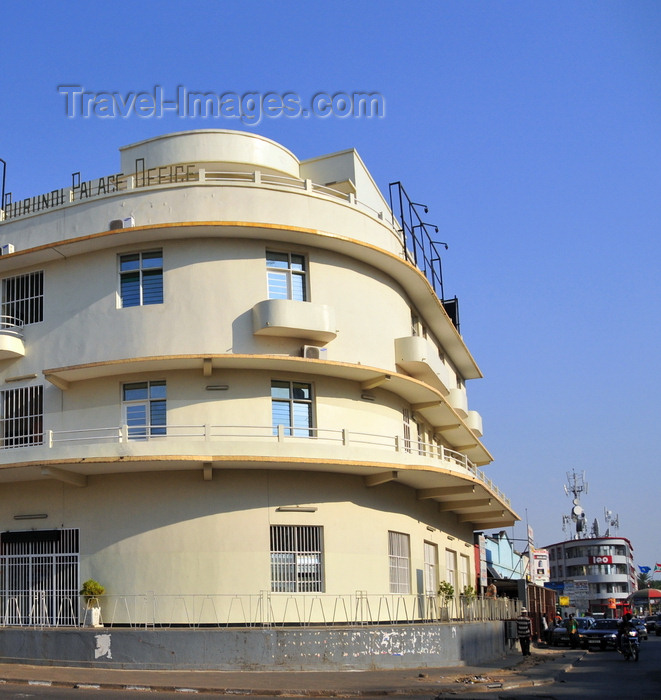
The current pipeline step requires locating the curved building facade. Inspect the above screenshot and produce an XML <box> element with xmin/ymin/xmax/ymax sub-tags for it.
<box><xmin>546</xmin><ymin>536</ymin><xmax>635</xmax><ymax>616</ymax></box>
<box><xmin>0</xmin><ymin>130</ymin><xmax>517</xmax><ymax>625</ymax></box>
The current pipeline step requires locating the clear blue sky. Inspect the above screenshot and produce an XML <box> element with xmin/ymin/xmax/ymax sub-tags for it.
<box><xmin>2</xmin><ymin>1</ymin><xmax>660</xmax><ymax>569</ymax></box>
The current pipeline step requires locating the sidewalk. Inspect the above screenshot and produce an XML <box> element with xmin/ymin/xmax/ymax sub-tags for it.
<box><xmin>0</xmin><ymin>644</ymin><xmax>584</xmax><ymax>695</ymax></box>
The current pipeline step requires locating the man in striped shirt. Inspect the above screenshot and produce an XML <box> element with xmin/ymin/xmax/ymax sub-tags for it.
<box><xmin>517</xmin><ymin>608</ymin><xmax>532</xmax><ymax>656</ymax></box>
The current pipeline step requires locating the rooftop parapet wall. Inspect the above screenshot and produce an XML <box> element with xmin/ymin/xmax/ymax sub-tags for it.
<box><xmin>119</xmin><ymin>130</ymin><xmax>301</xmax><ymax>177</ymax></box>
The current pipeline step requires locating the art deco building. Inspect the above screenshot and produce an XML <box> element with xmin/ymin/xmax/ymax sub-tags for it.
<box><xmin>0</xmin><ymin>130</ymin><xmax>517</xmax><ymax>625</ymax></box>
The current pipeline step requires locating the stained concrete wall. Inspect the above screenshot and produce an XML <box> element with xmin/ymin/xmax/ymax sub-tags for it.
<box><xmin>0</xmin><ymin>622</ymin><xmax>508</xmax><ymax>671</ymax></box>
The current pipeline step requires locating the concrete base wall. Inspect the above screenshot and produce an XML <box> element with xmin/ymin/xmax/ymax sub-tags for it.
<box><xmin>0</xmin><ymin>622</ymin><xmax>508</xmax><ymax>671</ymax></box>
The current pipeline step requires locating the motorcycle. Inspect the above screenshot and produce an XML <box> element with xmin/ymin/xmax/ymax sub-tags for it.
<box><xmin>620</xmin><ymin>628</ymin><xmax>640</xmax><ymax>662</ymax></box>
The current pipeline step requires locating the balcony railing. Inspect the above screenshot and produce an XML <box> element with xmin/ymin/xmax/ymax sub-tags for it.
<box><xmin>0</xmin><ymin>315</ymin><xmax>24</xmax><ymax>337</ymax></box>
<box><xmin>2</xmin><ymin>422</ymin><xmax>508</xmax><ymax>504</ymax></box>
<box><xmin>0</xmin><ymin>591</ymin><xmax>521</xmax><ymax>629</ymax></box>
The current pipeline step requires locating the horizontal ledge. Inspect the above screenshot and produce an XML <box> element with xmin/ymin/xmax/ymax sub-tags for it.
<box><xmin>42</xmin><ymin>355</ymin><xmax>491</xmax><ymax>465</ymax></box>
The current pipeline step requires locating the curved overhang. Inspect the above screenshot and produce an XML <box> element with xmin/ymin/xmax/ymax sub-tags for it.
<box><xmin>0</xmin><ymin>453</ymin><xmax>518</xmax><ymax>526</ymax></box>
<box><xmin>43</xmin><ymin>354</ymin><xmax>492</xmax><ymax>465</ymax></box>
<box><xmin>1</xmin><ymin>219</ymin><xmax>481</xmax><ymax>380</ymax></box>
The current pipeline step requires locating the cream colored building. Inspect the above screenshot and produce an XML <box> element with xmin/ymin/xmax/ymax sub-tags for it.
<box><xmin>0</xmin><ymin>130</ymin><xmax>517</xmax><ymax>625</ymax></box>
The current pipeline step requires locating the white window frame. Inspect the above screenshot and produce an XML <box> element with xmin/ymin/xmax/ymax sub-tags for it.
<box><xmin>389</xmin><ymin>531</ymin><xmax>411</xmax><ymax>594</ymax></box>
<box><xmin>271</xmin><ymin>380</ymin><xmax>314</xmax><ymax>437</ymax></box>
<box><xmin>1</xmin><ymin>271</ymin><xmax>44</xmax><ymax>325</ymax></box>
<box><xmin>118</xmin><ymin>250</ymin><xmax>163</xmax><ymax>308</ymax></box>
<box><xmin>270</xmin><ymin>525</ymin><xmax>323</xmax><ymax>593</ymax></box>
<box><xmin>445</xmin><ymin>548</ymin><xmax>457</xmax><ymax>591</ymax></box>
<box><xmin>266</xmin><ymin>250</ymin><xmax>307</xmax><ymax>301</ymax></box>
<box><xmin>122</xmin><ymin>380</ymin><xmax>166</xmax><ymax>439</ymax></box>
<box><xmin>424</xmin><ymin>541</ymin><xmax>438</xmax><ymax>597</ymax></box>
<box><xmin>459</xmin><ymin>553</ymin><xmax>470</xmax><ymax>593</ymax></box>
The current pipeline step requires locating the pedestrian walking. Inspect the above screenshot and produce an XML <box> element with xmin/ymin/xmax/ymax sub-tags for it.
<box><xmin>567</xmin><ymin>613</ymin><xmax>579</xmax><ymax>649</ymax></box>
<box><xmin>517</xmin><ymin>608</ymin><xmax>532</xmax><ymax>656</ymax></box>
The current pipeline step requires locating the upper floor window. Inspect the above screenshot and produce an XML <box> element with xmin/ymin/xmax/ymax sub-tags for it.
<box><xmin>1</xmin><ymin>271</ymin><xmax>43</xmax><ymax>325</ymax></box>
<box><xmin>271</xmin><ymin>380</ymin><xmax>313</xmax><ymax>437</ymax></box>
<box><xmin>119</xmin><ymin>251</ymin><xmax>163</xmax><ymax>308</ymax></box>
<box><xmin>266</xmin><ymin>251</ymin><xmax>307</xmax><ymax>301</ymax></box>
<box><xmin>0</xmin><ymin>385</ymin><xmax>43</xmax><ymax>448</ymax></box>
<box><xmin>122</xmin><ymin>380</ymin><xmax>166</xmax><ymax>439</ymax></box>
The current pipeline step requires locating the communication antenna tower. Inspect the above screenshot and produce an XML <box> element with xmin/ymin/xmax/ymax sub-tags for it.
<box><xmin>563</xmin><ymin>469</ymin><xmax>588</xmax><ymax>539</ymax></box>
<box><xmin>604</xmin><ymin>508</ymin><xmax>620</xmax><ymax>536</ymax></box>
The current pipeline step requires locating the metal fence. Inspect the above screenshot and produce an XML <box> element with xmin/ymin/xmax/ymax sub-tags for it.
<box><xmin>1</xmin><ymin>592</ymin><xmax>520</xmax><ymax>629</ymax></box>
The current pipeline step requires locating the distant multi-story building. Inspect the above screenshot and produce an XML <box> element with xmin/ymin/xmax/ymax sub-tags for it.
<box><xmin>0</xmin><ymin>130</ymin><xmax>518</xmax><ymax>626</ymax></box>
<box><xmin>546</xmin><ymin>536</ymin><xmax>635</xmax><ymax>615</ymax></box>
<box><xmin>544</xmin><ymin>472</ymin><xmax>635</xmax><ymax>615</ymax></box>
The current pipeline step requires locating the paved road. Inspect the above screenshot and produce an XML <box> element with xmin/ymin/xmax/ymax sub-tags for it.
<box><xmin>479</xmin><ymin>634</ymin><xmax>661</xmax><ymax>699</ymax></box>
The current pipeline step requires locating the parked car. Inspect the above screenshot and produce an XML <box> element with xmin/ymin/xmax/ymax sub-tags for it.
<box><xmin>656</xmin><ymin>614</ymin><xmax>661</xmax><ymax>636</ymax></box>
<box><xmin>631</xmin><ymin>618</ymin><xmax>648</xmax><ymax>641</ymax></box>
<box><xmin>551</xmin><ymin>617</ymin><xmax>595</xmax><ymax>646</ymax></box>
<box><xmin>579</xmin><ymin>618</ymin><xmax>620</xmax><ymax>650</ymax></box>
<box><xmin>644</xmin><ymin>615</ymin><xmax>656</xmax><ymax>632</ymax></box>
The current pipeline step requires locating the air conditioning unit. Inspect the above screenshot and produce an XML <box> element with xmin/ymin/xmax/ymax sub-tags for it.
<box><xmin>0</xmin><ymin>243</ymin><xmax>15</xmax><ymax>255</ymax></box>
<box><xmin>109</xmin><ymin>216</ymin><xmax>135</xmax><ymax>230</ymax></box>
<box><xmin>302</xmin><ymin>345</ymin><xmax>327</xmax><ymax>360</ymax></box>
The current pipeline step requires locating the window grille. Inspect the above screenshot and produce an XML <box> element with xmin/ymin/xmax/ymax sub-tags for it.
<box><xmin>0</xmin><ymin>528</ymin><xmax>79</xmax><ymax>626</ymax></box>
<box><xmin>389</xmin><ymin>531</ymin><xmax>411</xmax><ymax>594</ymax></box>
<box><xmin>119</xmin><ymin>250</ymin><xmax>163</xmax><ymax>307</ymax></box>
<box><xmin>266</xmin><ymin>251</ymin><xmax>307</xmax><ymax>301</ymax></box>
<box><xmin>122</xmin><ymin>380</ymin><xmax>166</xmax><ymax>439</ymax></box>
<box><xmin>1</xmin><ymin>271</ymin><xmax>43</xmax><ymax>325</ymax></box>
<box><xmin>0</xmin><ymin>385</ymin><xmax>43</xmax><ymax>448</ymax></box>
<box><xmin>270</xmin><ymin>525</ymin><xmax>323</xmax><ymax>592</ymax></box>
<box><xmin>271</xmin><ymin>380</ymin><xmax>313</xmax><ymax>437</ymax></box>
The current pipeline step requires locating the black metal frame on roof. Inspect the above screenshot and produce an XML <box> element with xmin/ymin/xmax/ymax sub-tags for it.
<box><xmin>388</xmin><ymin>181</ymin><xmax>460</xmax><ymax>332</ymax></box>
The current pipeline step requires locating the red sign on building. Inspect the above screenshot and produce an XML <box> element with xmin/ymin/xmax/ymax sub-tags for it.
<box><xmin>589</xmin><ymin>555</ymin><xmax>612</xmax><ymax>565</ymax></box>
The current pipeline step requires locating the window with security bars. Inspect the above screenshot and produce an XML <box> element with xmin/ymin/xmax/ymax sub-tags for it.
<box><xmin>389</xmin><ymin>531</ymin><xmax>411</xmax><ymax>594</ymax></box>
<box><xmin>1</xmin><ymin>271</ymin><xmax>43</xmax><ymax>325</ymax></box>
<box><xmin>271</xmin><ymin>380</ymin><xmax>313</xmax><ymax>437</ymax></box>
<box><xmin>119</xmin><ymin>251</ymin><xmax>163</xmax><ymax>307</ymax></box>
<box><xmin>270</xmin><ymin>525</ymin><xmax>323</xmax><ymax>592</ymax></box>
<box><xmin>0</xmin><ymin>528</ymin><xmax>79</xmax><ymax>626</ymax></box>
<box><xmin>0</xmin><ymin>385</ymin><xmax>43</xmax><ymax>448</ymax></box>
<box><xmin>266</xmin><ymin>251</ymin><xmax>307</xmax><ymax>301</ymax></box>
<box><xmin>122</xmin><ymin>381</ymin><xmax>166</xmax><ymax>439</ymax></box>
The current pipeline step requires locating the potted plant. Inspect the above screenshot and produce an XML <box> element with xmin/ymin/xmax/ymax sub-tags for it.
<box><xmin>438</xmin><ymin>580</ymin><xmax>455</xmax><ymax>621</ymax></box>
<box><xmin>438</xmin><ymin>580</ymin><xmax>455</xmax><ymax>602</ymax></box>
<box><xmin>80</xmin><ymin>579</ymin><xmax>104</xmax><ymax>627</ymax></box>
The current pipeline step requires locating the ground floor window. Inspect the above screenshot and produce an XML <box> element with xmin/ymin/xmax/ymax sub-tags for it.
<box><xmin>270</xmin><ymin>525</ymin><xmax>323</xmax><ymax>592</ymax></box>
<box><xmin>0</xmin><ymin>528</ymin><xmax>79</xmax><ymax>626</ymax></box>
<box><xmin>389</xmin><ymin>531</ymin><xmax>411</xmax><ymax>594</ymax></box>
<box><xmin>424</xmin><ymin>541</ymin><xmax>438</xmax><ymax>596</ymax></box>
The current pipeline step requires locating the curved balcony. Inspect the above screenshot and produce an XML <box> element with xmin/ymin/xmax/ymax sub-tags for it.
<box><xmin>0</xmin><ymin>420</ymin><xmax>516</xmax><ymax>525</ymax></box>
<box><xmin>0</xmin><ymin>316</ymin><xmax>25</xmax><ymax>359</ymax></box>
<box><xmin>394</xmin><ymin>336</ymin><xmax>451</xmax><ymax>395</ymax></box>
<box><xmin>252</xmin><ymin>299</ymin><xmax>337</xmax><ymax>342</ymax></box>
